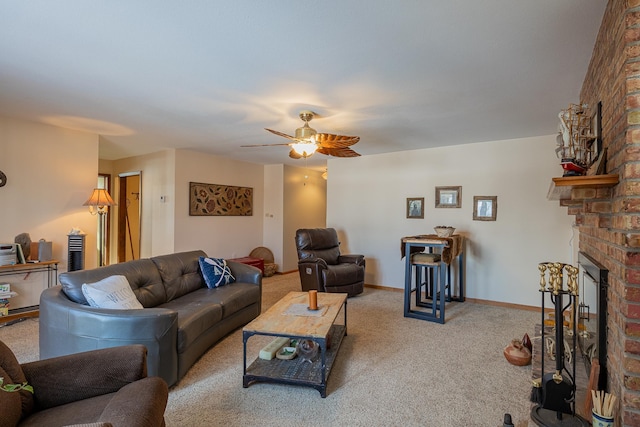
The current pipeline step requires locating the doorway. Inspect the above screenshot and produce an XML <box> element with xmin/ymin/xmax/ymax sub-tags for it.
<box><xmin>118</xmin><ymin>172</ymin><xmax>141</xmax><ymax>262</ymax></box>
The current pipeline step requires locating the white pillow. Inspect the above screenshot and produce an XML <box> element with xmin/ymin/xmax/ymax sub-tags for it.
<box><xmin>81</xmin><ymin>275</ymin><xmax>143</xmax><ymax>309</ymax></box>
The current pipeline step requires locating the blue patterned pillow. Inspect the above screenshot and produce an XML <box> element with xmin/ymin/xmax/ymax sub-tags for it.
<box><xmin>199</xmin><ymin>257</ymin><xmax>235</xmax><ymax>288</ymax></box>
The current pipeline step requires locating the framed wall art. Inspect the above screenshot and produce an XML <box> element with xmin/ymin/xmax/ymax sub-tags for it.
<box><xmin>473</xmin><ymin>196</ymin><xmax>497</xmax><ymax>221</ymax></box>
<box><xmin>435</xmin><ymin>186</ymin><xmax>461</xmax><ymax>208</ymax></box>
<box><xmin>189</xmin><ymin>182</ymin><xmax>253</xmax><ymax>216</ymax></box>
<box><xmin>406</xmin><ymin>197</ymin><xmax>424</xmax><ymax>219</ymax></box>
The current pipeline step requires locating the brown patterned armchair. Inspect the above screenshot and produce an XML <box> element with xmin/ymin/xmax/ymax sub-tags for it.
<box><xmin>0</xmin><ymin>340</ymin><xmax>167</xmax><ymax>427</ymax></box>
<box><xmin>295</xmin><ymin>228</ymin><xmax>365</xmax><ymax>297</ymax></box>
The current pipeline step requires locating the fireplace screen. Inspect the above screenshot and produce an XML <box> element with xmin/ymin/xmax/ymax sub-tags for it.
<box><xmin>577</xmin><ymin>251</ymin><xmax>608</xmax><ymax>390</ymax></box>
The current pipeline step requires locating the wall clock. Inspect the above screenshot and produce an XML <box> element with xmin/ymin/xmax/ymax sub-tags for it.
<box><xmin>0</xmin><ymin>170</ymin><xmax>6</xmax><ymax>187</ymax></box>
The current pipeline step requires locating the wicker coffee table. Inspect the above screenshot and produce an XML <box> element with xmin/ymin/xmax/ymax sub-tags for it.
<box><xmin>242</xmin><ymin>291</ymin><xmax>347</xmax><ymax>397</ymax></box>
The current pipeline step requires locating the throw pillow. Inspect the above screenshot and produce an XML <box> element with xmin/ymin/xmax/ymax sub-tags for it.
<box><xmin>199</xmin><ymin>257</ymin><xmax>235</xmax><ymax>288</ymax></box>
<box><xmin>81</xmin><ymin>275</ymin><xmax>144</xmax><ymax>309</ymax></box>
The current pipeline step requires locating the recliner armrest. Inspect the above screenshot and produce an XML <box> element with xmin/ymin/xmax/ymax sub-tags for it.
<box><xmin>22</xmin><ymin>345</ymin><xmax>148</xmax><ymax>410</ymax></box>
<box><xmin>298</xmin><ymin>257</ymin><xmax>328</xmax><ymax>292</ymax></box>
<box><xmin>338</xmin><ymin>254</ymin><xmax>365</xmax><ymax>266</ymax></box>
<box><xmin>298</xmin><ymin>257</ymin><xmax>328</xmax><ymax>269</ymax></box>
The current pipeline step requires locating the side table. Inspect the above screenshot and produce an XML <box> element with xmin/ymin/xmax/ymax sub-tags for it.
<box><xmin>228</xmin><ymin>257</ymin><xmax>265</xmax><ymax>275</ymax></box>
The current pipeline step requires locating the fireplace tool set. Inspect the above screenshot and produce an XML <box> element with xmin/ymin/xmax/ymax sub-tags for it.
<box><xmin>531</xmin><ymin>262</ymin><xmax>589</xmax><ymax>427</ymax></box>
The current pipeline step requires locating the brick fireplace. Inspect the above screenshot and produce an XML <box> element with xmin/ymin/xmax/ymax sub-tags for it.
<box><xmin>556</xmin><ymin>1</ymin><xmax>640</xmax><ymax>425</ymax></box>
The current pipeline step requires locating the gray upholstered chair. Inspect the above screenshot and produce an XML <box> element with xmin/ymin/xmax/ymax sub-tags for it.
<box><xmin>0</xmin><ymin>340</ymin><xmax>168</xmax><ymax>427</ymax></box>
<box><xmin>295</xmin><ymin>228</ymin><xmax>365</xmax><ymax>297</ymax></box>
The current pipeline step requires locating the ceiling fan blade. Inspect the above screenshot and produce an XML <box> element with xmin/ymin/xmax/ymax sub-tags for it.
<box><xmin>288</xmin><ymin>149</ymin><xmax>304</xmax><ymax>159</ymax></box>
<box><xmin>265</xmin><ymin>128</ymin><xmax>302</xmax><ymax>142</ymax></box>
<box><xmin>317</xmin><ymin>147</ymin><xmax>361</xmax><ymax>157</ymax></box>
<box><xmin>315</xmin><ymin>133</ymin><xmax>360</xmax><ymax>148</ymax></box>
<box><xmin>240</xmin><ymin>143</ymin><xmax>292</xmax><ymax>147</ymax></box>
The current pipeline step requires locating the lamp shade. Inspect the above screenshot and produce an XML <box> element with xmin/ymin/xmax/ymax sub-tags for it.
<box><xmin>83</xmin><ymin>188</ymin><xmax>116</xmax><ymax>212</ymax></box>
<box><xmin>291</xmin><ymin>142</ymin><xmax>318</xmax><ymax>158</ymax></box>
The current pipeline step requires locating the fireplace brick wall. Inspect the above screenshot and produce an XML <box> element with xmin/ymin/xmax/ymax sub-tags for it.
<box><xmin>573</xmin><ymin>1</ymin><xmax>640</xmax><ymax>425</ymax></box>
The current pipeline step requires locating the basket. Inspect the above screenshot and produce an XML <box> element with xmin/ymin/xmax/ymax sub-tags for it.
<box><xmin>434</xmin><ymin>226</ymin><xmax>455</xmax><ymax>238</ymax></box>
<box><xmin>250</xmin><ymin>247</ymin><xmax>278</xmax><ymax>276</ymax></box>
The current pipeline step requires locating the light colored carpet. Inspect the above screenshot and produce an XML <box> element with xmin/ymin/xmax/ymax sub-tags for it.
<box><xmin>0</xmin><ymin>273</ymin><xmax>536</xmax><ymax>426</ymax></box>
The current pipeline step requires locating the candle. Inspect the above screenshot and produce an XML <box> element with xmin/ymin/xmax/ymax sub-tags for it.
<box><xmin>309</xmin><ymin>290</ymin><xmax>318</xmax><ymax>310</ymax></box>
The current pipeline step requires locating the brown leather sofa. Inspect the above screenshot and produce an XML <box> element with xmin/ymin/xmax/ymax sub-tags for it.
<box><xmin>39</xmin><ymin>250</ymin><xmax>262</xmax><ymax>387</ymax></box>
<box><xmin>0</xmin><ymin>340</ymin><xmax>167</xmax><ymax>427</ymax></box>
<box><xmin>295</xmin><ymin>228</ymin><xmax>365</xmax><ymax>296</ymax></box>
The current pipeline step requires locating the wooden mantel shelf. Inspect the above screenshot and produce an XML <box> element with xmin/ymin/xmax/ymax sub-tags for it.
<box><xmin>547</xmin><ymin>174</ymin><xmax>619</xmax><ymax>200</ymax></box>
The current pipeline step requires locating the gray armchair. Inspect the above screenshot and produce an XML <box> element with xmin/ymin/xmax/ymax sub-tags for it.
<box><xmin>295</xmin><ymin>228</ymin><xmax>365</xmax><ymax>296</ymax></box>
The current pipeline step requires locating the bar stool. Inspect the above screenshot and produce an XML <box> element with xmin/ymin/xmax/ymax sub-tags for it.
<box><xmin>410</xmin><ymin>252</ymin><xmax>450</xmax><ymax>322</ymax></box>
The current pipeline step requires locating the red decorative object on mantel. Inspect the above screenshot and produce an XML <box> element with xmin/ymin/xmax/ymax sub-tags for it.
<box><xmin>503</xmin><ymin>338</ymin><xmax>532</xmax><ymax>366</ymax></box>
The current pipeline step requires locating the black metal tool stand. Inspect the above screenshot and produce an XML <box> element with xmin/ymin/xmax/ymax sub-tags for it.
<box><xmin>531</xmin><ymin>263</ymin><xmax>589</xmax><ymax>427</ymax></box>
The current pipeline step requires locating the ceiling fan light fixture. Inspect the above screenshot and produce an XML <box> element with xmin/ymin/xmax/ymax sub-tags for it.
<box><xmin>291</xmin><ymin>142</ymin><xmax>318</xmax><ymax>158</ymax></box>
<box><xmin>294</xmin><ymin>122</ymin><xmax>317</xmax><ymax>140</ymax></box>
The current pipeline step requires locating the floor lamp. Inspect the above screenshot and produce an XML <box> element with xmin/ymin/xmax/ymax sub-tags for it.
<box><xmin>83</xmin><ymin>188</ymin><xmax>116</xmax><ymax>267</ymax></box>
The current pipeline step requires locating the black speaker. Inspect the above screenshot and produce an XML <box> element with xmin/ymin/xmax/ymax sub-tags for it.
<box><xmin>68</xmin><ymin>234</ymin><xmax>85</xmax><ymax>271</ymax></box>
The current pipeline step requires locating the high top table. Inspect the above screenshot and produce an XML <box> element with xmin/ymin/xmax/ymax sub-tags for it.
<box><xmin>401</xmin><ymin>235</ymin><xmax>465</xmax><ymax>323</ymax></box>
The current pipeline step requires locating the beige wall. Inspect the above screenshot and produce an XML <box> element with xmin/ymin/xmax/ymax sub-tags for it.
<box><xmin>282</xmin><ymin>165</ymin><xmax>327</xmax><ymax>272</ymax></box>
<box><xmin>0</xmin><ymin>116</ymin><xmax>98</xmax><ymax>308</ymax></box>
<box><xmin>328</xmin><ymin>135</ymin><xmax>574</xmax><ymax>307</ymax></box>
<box><xmin>173</xmin><ymin>149</ymin><xmax>264</xmax><ymax>258</ymax></box>
<box><xmin>108</xmin><ymin>150</ymin><xmax>176</xmax><ymax>259</ymax></box>
<box><xmin>263</xmin><ymin>164</ymin><xmax>284</xmax><ymax>270</ymax></box>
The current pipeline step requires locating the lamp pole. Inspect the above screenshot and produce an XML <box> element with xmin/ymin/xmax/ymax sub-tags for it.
<box><xmin>83</xmin><ymin>188</ymin><xmax>116</xmax><ymax>267</ymax></box>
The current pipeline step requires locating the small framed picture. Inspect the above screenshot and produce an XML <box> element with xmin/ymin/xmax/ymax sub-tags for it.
<box><xmin>473</xmin><ymin>196</ymin><xmax>497</xmax><ymax>221</ymax></box>
<box><xmin>406</xmin><ymin>197</ymin><xmax>424</xmax><ymax>219</ymax></box>
<box><xmin>435</xmin><ymin>186</ymin><xmax>461</xmax><ymax>208</ymax></box>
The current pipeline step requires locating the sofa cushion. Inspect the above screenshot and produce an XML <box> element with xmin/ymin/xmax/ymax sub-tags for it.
<box><xmin>199</xmin><ymin>257</ymin><xmax>235</xmax><ymax>288</ymax></box>
<box><xmin>158</xmin><ymin>290</ymin><xmax>223</xmax><ymax>353</ymax></box>
<box><xmin>59</xmin><ymin>259</ymin><xmax>166</xmax><ymax>308</ymax></box>
<box><xmin>82</xmin><ymin>276</ymin><xmax>144</xmax><ymax>310</ymax></box>
<box><xmin>322</xmin><ymin>263</ymin><xmax>365</xmax><ymax>286</ymax></box>
<box><xmin>198</xmin><ymin>282</ymin><xmax>260</xmax><ymax>319</ymax></box>
<box><xmin>151</xmin><ymin>251</ymin><xmax>206</xmax><ymax>302</ymax></box>
<box><xmin>18</xmin><ymin>393</ymin><xmax>114</xmax><ymax>427</ymax></box>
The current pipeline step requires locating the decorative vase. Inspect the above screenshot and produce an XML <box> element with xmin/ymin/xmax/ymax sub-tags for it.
<box><xmin>296</xmin><ymin>339</ymin><xmax>319</xmax><ymax>363</ymax></box>
<box><xmin>521</xmin><ymin>333</ymin><xmax>532</xmax><ymax>352</ymax></box>
<box><xmin>503</xmin><ymin>339</ymin><xmax>532</xmax><ymax>366</ymax></box>
<box><xmin>592</xmin><ymin>410</ymin><xmax>614</xmax><ymax>427</ymax></box>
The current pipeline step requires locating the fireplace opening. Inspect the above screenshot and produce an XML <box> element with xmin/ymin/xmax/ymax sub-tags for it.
<box><xmin>577</xmin><ymin>251</ymin><xmax>608</xmax><ymax>390</ymax></box>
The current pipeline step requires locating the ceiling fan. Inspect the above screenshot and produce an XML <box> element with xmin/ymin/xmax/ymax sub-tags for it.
<box><xmin>242</xmin><ymin>110</ymin><xmax>361</xmax><ymax>159</ymax></box>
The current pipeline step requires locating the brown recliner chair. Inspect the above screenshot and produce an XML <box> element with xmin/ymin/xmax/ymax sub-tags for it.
<box><xmin>295</xmin><ymin>228</ymin><xmax>365</xmax><ymax>297</ymax></box>
<box><xmin>0</xmin><ymin>340</ymin><xmax>168</xmax><ymax>427</ymax></box>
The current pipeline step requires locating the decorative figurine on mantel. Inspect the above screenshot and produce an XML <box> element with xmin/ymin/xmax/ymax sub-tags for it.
<box><xmin>556</xmin><ymin>103</ymin><xmax>598</xmax><ymax>177</ymax></box>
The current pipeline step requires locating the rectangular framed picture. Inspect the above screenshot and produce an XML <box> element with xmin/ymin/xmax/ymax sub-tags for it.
<box><xmin>435</xmin><ymin>186</ymin><xmax>461</xmax><ymax>208</ymax></box>
<box><xmin>406</xmin><ymin>197</ymin><xmax>424</xmax><ymax>219</ymax></box>
<box><xmin>189</xmin><ymin>182</ymin><xmax>253</xmax><ymax>216</ymax></box>
<box><xmin>473</xmin><ymin>196</ymin><xmax>497</xmax><ymax>221</ymax></box>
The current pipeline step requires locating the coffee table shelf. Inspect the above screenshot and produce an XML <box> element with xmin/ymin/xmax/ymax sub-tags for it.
<box><xmin>242</xmin><ymin>291</ymin><xmax>347</xmax><ymax>397</ymax></box>
<box><xmin>244</xmin><ymin>325</ymin><xmax>345</xmax><ymax>396</ymax></box>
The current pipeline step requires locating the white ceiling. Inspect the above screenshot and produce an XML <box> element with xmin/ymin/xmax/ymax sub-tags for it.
<box><xmin>0</xmin><ymin>1</ymin><xmax>606</xmax><ymax>170</ymax></box>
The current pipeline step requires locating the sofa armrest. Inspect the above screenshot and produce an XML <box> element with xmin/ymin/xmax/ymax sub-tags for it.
<box><xmin>22</xmin><ymin>345</ymin><xmax>148</xmax><ymax>410</ymax></box>
<box><xmin>338</xmin><ymin>254</ymin><xmax>365</xmax><ymax>267</ymax></box>
<box><xmin>98</xmin><ymin>377</ymin><xmax>168</xmax><ymax>427</ymax></box>
<box><xmin>227</xmin><ymin>261</ymin><xmax>262</xmax><ymax>285</ymax></box>
<box><xmin>39</xmin><ymin>286</ymin><xmax>179</xmax><ymax>386</ymax></box>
